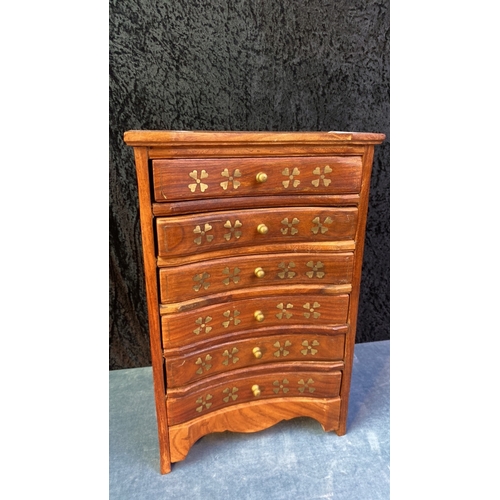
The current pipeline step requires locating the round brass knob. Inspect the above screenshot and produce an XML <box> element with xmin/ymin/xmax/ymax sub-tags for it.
<box><xmin>257</xmin><ymin>223</ymin><xmax>268</xmax><ymax>235</ymax></box>
<box><xmin>252</xmin><ymin>384</ymin><xmax>261</xmax><ymax>397</ymax></box>
<box><xmin>256</xmin><ymin>172</ymin><xmax>268</xmax><ymax>183</ymax></box>
<box><xmin>254</xmin><ymin>267</ymin><xmax>265</xmax><ymax>278</ymax></box>
<box><xmin>254</xmin><ymin>310</ymin><xmax>264</xmax><ymax>322</ymax></box>
<box><xmin>252</xmin><ymin>347</ymin><xmax>262</xmax><ymax>359</ymax></box>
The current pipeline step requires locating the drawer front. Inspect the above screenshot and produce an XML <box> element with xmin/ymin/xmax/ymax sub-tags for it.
<box><xmin>159</xmin><ymin>252</ymin><xmax>354</xmax><ymax>303</ymax></box>
<box><xmin>165</xmin><ymin>333</ymin><xmax>345</xmax><ymax>387</ymax></box>
<box><xmin>156</xmin><ymin>207</ymin><xmax>358</xmax><ymax>259</ymax></box>
<box><xmin>166</xmin><ymin>367</ymin><xmax>342</xmax><ymax>425</ymax></box>
<box><xmin>153</xmin><ymin>156</ymin><xmax>362</xmax><ymax>202</ymax></box>
<box><xmin>162</xmin><ymin>294</ymin><xmax>349</xmax><ymax>348</ymax></box>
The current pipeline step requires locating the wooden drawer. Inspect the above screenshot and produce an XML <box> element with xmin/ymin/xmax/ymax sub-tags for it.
<box><xmin>162</xmin><ymin>294</ymin><xmax>349</xmax><ymax>348</ymax></box>
<box><xmin>156</xmin><ymin>207</ymin><xmax>358</xmax><ymax>259</ymax></box>
<box><xmin>165</xmin><ymin>332</ymin><xmax>345</xmax><ymax>387</ymax></box>
<box><xmin>166</xmin><ymin>365</ymin><xmax>343</xmax><ymax>425</ymax></box>
<box><xmin>153</xmin><ymin>156</ymin><xmax>363</xmax><ymax>202</ymax></box>
<box><xmin>159</xmin><ymin>252</ymin><xmax>354</xmax><ymax>303</ymax></box>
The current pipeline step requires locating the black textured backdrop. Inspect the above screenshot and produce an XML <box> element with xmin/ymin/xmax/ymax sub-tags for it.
<box><xmin>109</xmin><ymin>0</ymin><xmax>389</xmax><ymax>370</ymax></box>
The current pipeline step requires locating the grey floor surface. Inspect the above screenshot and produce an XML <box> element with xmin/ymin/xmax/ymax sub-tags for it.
<box><xmin>110</xmin><ymin>340</ymin><xmax>389</xmax><ymax>499</ymax></box>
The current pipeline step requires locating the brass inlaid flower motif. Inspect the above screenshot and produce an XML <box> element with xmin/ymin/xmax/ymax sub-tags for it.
<box><xmin>195</xmin><ymin>354</ymin><xmax>213</xmax><ymax>375</ymax></box>
<box><xmin>222</xmin><ymin>347</ymin><xmax>239</xmax><ymax>366</ymax></box>
<box><xmin>273</xmin><ymin>340</ymin><xmax>292</xmax><ymax>357</ymax></box>
<box><xmin>223</xmin><ymin>219</ymin><xmax>242</xmax><ymax>240</ymax></box>
<box><xmin>298</xmin><ymin>378</ymin><xmax>315</xmax><ymax>393</ymax></box>
<box><xmin>280</xmin><ymin>217</ymin><xmax>299</xmax><ymax>235</ymax></box>
<box><xmin>301</xmin><ymin>340</ymin><xmax>319</xmax><ymax>356</ymax></box>
<box><xmin>193</xmin><ymin>316</ymin><xmax>213</xmax><ymax>335</ymax></box>
<box><xmin>306</xmin><ymin>261</ymin><xmax>325</xmax><ymax>278</ymax></box>
<box><xmin>277</xmin><ymin>262</ymin><xmax>296</xmax><ymax>279</ymax></box>
<box><xmin>282</xmin><ymin>167</ymin><xmax>300</xmax><ymax>188</ymax></box>
<box><xmin>193</xmin><ymin>223</ymin><xmax>214</xmax><ymax>245</ymax></box>
<box><xmin>222</xmin><ymin>309</ymin><xmax>241</xmax><ymax>328</ymax></box>
<box><xmin>312</xmin><ymin>165</ymin><xmax>332</xmax><ymax>187</ymax></box>
<box><xmin>276</xmin><ymin>303</ymin><xmax>293</xmax><ymax>320</ymax></box>
<box><xmin>222</xmin><ymin>387</ymin><xmax>239</xmax><ymax>403</ymax></box>
<box><xmin>273</xmin><ymin>379</ymin><xmax>290</xmax><ymax>394</ymax></box>
<box><xmin>195</xmin><ymin>394</ymin><xmax>213</xmax><ymax>412</ymax></box>
<box><xmin>303</xmin><ymin>301</ymin><xmax>321</xmax><ymax>319</ymax></box>
<box><xmin>222</xmin><ymin>267</ymin><xmax>240</xmax><ymax>285</ymax></box>
<box><xmin>220</xmin><ymin>168</ymin><xmax>242</xmax><ymax>190</ymax></box>
<box><xmin>193</xmin><ymin>272</ymin><xmax>211</xmax><ymax>292</ymax></box>
<box><xmin>188</xmin><ymin>169</ymin><xmax>209</xmax><ymax>193</ymax></box>
<box><xmin>311</xmin><ymin>216</ymin><xmax>333</xmax><ymax>234</ymax></box>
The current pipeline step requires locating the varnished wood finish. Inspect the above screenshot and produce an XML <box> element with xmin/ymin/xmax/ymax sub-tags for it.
<box><xmin>124</xmin><ymin>129</ymin><xmax>384</xmax><ymax>473</ymax></box>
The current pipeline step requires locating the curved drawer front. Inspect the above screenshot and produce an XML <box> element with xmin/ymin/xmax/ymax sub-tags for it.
<box><xmin>159</xmin><ymin>252</ymin><xmax>354</xmax><ymax>303</ymax></box>
<box><xmin>167</xmin><ymin>366</ymin><xmax>343</xmax><ymax>425</ymax></box>
<box><xmin>162</xmin><ymin>294</ymin><xmax>349</xmax><ymax>348</ymax></box>
<box><xmin>156</xmin><ymin>207</ymin><xmax>358</xmax><ymax>259</ymax></box>
<box><xmin>153</xmin><ymin>156</ymin><xmax>362</xmax><ymax>202</ymax></box>
<box><xmin>165</xmin><ymin>332</ymin><xmax>345</xmax><ymax>387</ymax></box>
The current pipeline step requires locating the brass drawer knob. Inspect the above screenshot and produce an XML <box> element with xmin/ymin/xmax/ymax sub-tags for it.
<box><xmin>252</xmin><ymin>384</ymin><xmax>261</xmax><ymax>397</ymax></box>
<box><xmin>252</xmin><ymin>347</ymin><xmax>262</xmax><ymax>359</ymax></box>
<box><xmin>254</xmin><ymin>267</ymin><xmax>265</xmax><ymax>278</ymax></box>
<box><xmin>257</xmin><ymin>223</ymin><xmax>268</xmax><ymax>235</ymax></box>
<box><xmin>256</xmin><ymin>172</ymin><xmax>268</xmax><ymax>183</ymax></box>
<box><xmin>254</xmin><ymin>310</ymin><xmax>264</xmax><ymax>322</ymax></box>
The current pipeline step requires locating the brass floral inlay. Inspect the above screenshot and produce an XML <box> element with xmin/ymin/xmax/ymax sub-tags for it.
<box><xmin>188</xmin><ymin>169</ymin><xmax>209</xmax><ymax>193</ymax></box>
<box><xmin>193</xmin><ymin>316</ymin><xmax>213</xmax><ymax>335</ymax></box>
<box><xmin>193</xmin><ymin>272</ymin><xmax>211</xmax><ymax>292</ymax></box>
<box><xmin>222</xmin><ymin>347</ymin><xmax>239</xmax><ymax>366</ymax></box>
<box><xmin>222</xmin><ymin>309</ymin><xmax>241</xmax><ymax>328</ymax></box>
<box><xmin>273</xmin><ymin>340</ymin><xmax>292</xmax><ymax>357</ymax></box>
<box><xmin>195</xmin><ymin>394</ymin><xmax>213</xmax><ymax>412</ymax></box>
<box><xmin>301</xmin><ymin>340</ymin><xmax>319</xmax><ymax>356</ymax></box>
<box><xmin>282</xmin><ymin>167</ymin><xmax>300</xmax><ymax>188</ymax></box>
<box><xmin>195</xmin><ymin>354</ymin><xmax>213</xmax><ymax>375</ymax></box>
<box><xmin>277</xmin><ymin>262</ymin><xmax>296</xmax><ymax>279</ymax></box>
<box><xmin>311</xmin><ymin>216</ymin><xmax>333</xmax><ymax>234</ymax></box>
<box><xmin>193</xmin><ymin>223</ymin><xmax>214</xmax><ymax>245</ymax></box>
<box><xmin>223</xmin><ymin>219</ymin><xmax>242</xmax><ymax>240</ymax></box>
<box><xmin>276</xmin><ymin>303</ymin><xmax>293</xmax><ymax>320</ymax></box>
<box><xmin>281</xmin><ymin>217</ymin><xmax>299</xmax><ymax>235</ymax></box>
<box><xmin>298</xmin><ymin>378</ymin><xmax>315</xmax><ymax>393</ymax></box>
<box><xmin>273</xmin><ymin>379</ymin><xmax>290</xmax><ymax>394</ymax></box>
<box><xmin>303</xmin><ymin>301</ymin><xmax>321</xmax><ymax>319</ymax></box>
<box><xmin>222</xmin><ymin>267</ymin><xmax>241</xmax><ymax>285</ymax></box>
<box><xmin>222</xmin><ymin>387</ymin><xmax>239</xmax><ymax>403</ymax></box>
<box><xmin>306</xmin><ymin>261</ymin><xmax>325</xmax><ymax>278</ymax></box>
<box><xmin>220</xmin><ymin>168</ymin><xmax>242</xmax><ymax>190</ymax></box>
<box><xmin>312</xmin><ymin>165</ymin><xmax>332</xmax><ymax>187</ymax></box>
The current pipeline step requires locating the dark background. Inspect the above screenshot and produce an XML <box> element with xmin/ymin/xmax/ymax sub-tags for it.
<box><xmin>109</xmin><ymin>0</ymin><xmax>389</xmax><ymax>370</ymax></box>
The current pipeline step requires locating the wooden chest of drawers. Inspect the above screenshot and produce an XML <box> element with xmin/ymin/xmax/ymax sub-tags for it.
<box><xmin>124</xmin><ymin>130</ymin><xmax>385</xmax><ymax>474</ymax></box>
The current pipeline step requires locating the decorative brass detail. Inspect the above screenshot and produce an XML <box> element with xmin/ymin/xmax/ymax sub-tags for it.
<box><xmin>276</xmin><ymin>303</ymin><xmax>293</xmax><ymax>319</ymax></box>
<box><xmin>195</xmin><ymin>355</ymin><xmax>213</xmax><ymax>375</ymax></box>
<box><xmin>193</xmin><ymin>316</ymin><xmax>213</xmax><ymax>335</ymax></box>
<box><xmin>220</xmin><ymin>168</ymin><xmax>242</xmax><ymax>190</ymax></box>
<box><xmin>193</xmin><ymin>223</ymin><xmax>214</xmax><ymax>245</ymax></box>
<box><xmin>223</xmin><ymin>219</ymin><xmax>242</xmax><ymax>240</ymax></box>
<box><xmin>252</xmin><ymin>347</ymin><xmax>263</xmax><ymax>359</ymax></box>
<box><xmin>254</xmin><ymin>310</ymin><xmax>265</xmax><ymax>322</ymax></box>
<box><xmin>222</xmin><ymin>309</ymin><xmax>241</xmax><ymax>328</ymax></box>
<box><xmin>311</xmin><ymin>216</ymin><xmax>333</xmax><ymax>234</ymax></box>
<box><xmin>280</xmin><ymin>217</ymin><xmax>299</xmax><ymax>235</ymax></box>
<box><xmin>301</xmin><ymin>340</ymin><xmax>320</xmax><ymax>356</ymax></box>
<box><xmin>303</xmin><ymin>301</ymin><xmax>321</xmax><ymax>319</ymax></box>
<box><xmin>257</xmin><ymin>223</ymin><xmax>268</xmax><ymax>235</ymax></box>
<box><xmin>298</xmin><ymin>378</ymin><xmax>316</xmax><ymax>393</ymax></box>
<box><xmin>282</xmin><ymin>167</ymin><xmax>300</xmax><ymax>188</ymax></box>
<box><xmin>193</xmin><ymin>272</ymin><xmax>211</xmax><ymax>292</ymax></box>
<box><xmin>312</xmin><ymin>165</ymin><xmax>333</xmax><ymax>187</ymax></box>
<box><xmin>273</xmin><ymin>340</ymin><xmax>292</xmax><ymax>357</ymax></box>
<box><xmin>251</xmin><ymin>384</ymin><xmax>261</xmax><ymax>397</ymax></box>
<box><xmin>222</xmin><ymin>347</ymin><xmax>239</xmax><ymax>366</ymax></box>
<box><xmin>256</xmin><ymin>172</ymin><xmax>268</xmax><ymax>183</ymax></box>
<box><xmin>222</xmin><ymin>387</ymin><xmax>239</xmax><ymax>403</ymax></box>
<box><xmin>277</xmin><ymin>262</ymin><xmax>296</xmax><ymax>279</ymax></box>
<box><xmin>222</xmin><ymin>267</ymin><xmax>241</xmax><ymax>285</ymax></box>
<box><xmin>195</xmin><ymin>394</ymin><xmax>213</xmax><ymax>412</ymax></box>
<box><xmin>188</xmin><ymin>169</ymin><xmax>209</xmax><ymax>193</ymax></box>
<box><xmin>306</xmin><ymin>261</ymin><xmax>325</xmax><ymax>278</ymax></box>
<box><xmin>273</xmin><ymin>379</ymin><xmax>290</xmax><ymax>394</ymax></box>
<box><xmin>254</xmin><ymin>267</ymin><xmax>265</xmax><ymax>278</ymax></box>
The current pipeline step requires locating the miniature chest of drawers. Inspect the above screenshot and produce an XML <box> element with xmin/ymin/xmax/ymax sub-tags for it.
<box><xmin>124</xmin><ymin>130</ymin><xmax>385</xmax><ymax>474</ymax></box>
